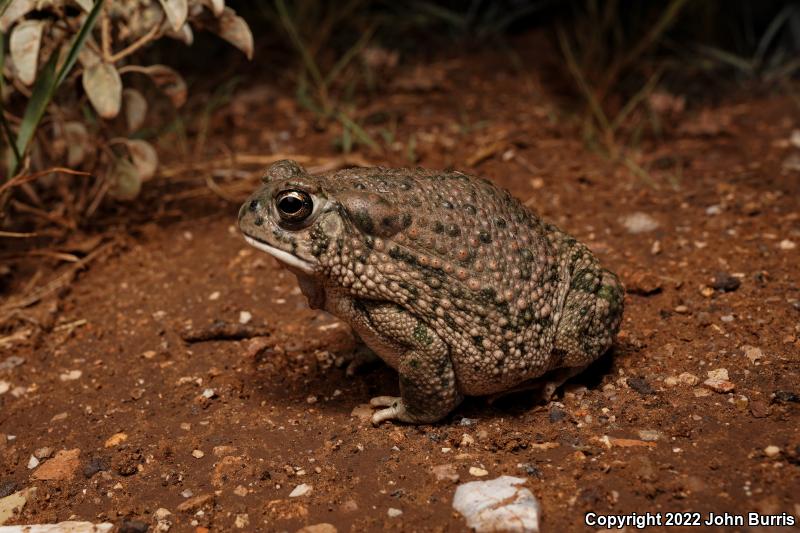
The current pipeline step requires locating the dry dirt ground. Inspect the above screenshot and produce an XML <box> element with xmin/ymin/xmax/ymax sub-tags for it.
<box><xmin>1</xmin><ymin>39</ymin><xmax>799</xmax><ymax>532</ymax></box>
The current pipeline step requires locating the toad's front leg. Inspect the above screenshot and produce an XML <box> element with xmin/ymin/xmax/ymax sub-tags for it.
<box><xmin>370</xmin><ymin>343</ymin><xmax>462</xmax><ymax>424</ymax></box>
<box><xmin>353</xmin><ymin>302</ymin><xmax>462</xmax><ymax>424</ymax></box>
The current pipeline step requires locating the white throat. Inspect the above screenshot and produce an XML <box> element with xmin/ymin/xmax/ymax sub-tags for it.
<box><xmin>243</xmin><ymin>235</ymin><xmax>315</xmax><ymax>275</ymax></box>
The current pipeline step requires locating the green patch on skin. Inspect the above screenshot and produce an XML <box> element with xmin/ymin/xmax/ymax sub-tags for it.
<box><xmin>426</xmin><ymin>276</ymin><xmax>442</xmax><ymax>289</ymax></box>
<box><xmin>408</xmin><ymin>358</ymin><xmax>420</xmax><ymax>369</ymax></box>
<box><xmin>570</xmin><ymin>269</ymin><xmax>598</xmax><ymax>292</ymax></box>
<box><xmin>519</xmin><ymin>248</ymin><xmax>534</xmax><ymax>262</ymax></box>
<box><xmin>598</xmin><ymin>282</ymin><xmax>623</xmax><ymax>311</ymax></box>
<box><xmin>399</xmin><ymin>281</ymin><xmax>419</xmax><ymax>298</ymax></box>
<box><xmin>413</xmin><ymin>323</ymin><xmax>433</xmax><ymax>346</ymax></box>
<box><xmin>519</xmin><ymin>306</ymin><xmax>535</xmax><ymax>326</ymax></box>
<box><xmin>389</xmin><ymin>246</ymin><xmax>417</xmax><ymax>266</ymax></box>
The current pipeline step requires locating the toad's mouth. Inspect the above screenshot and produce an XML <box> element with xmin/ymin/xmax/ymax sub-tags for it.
<box><xmin>243</xmin><ymin>234</ymin><xmax>315</xmax><ymax>275</ymax></box>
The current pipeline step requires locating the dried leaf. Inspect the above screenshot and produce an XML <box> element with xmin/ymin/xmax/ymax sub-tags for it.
<box><xmin>137</xmin><ymin>64</ymin><xmax>187</xmax><ymax>107</ymax></box>
<box><xmin>77</xmin><ymin>44</ymin><xmax>101</xmax><ymax>69</ymax></box>
<box><xmin>158</xmin><ymin>0</ymin><xmax>188</xmax><ymax>32</ymax></box>
<box><xmin>0</xmin><ymin>0</ymin><xmax>36</xmax><ymax>32</ymax></box>
<box><xmin>210</xmin><ymin>7</ymin><xmax>253</xmax><ymax>60</ymax></box>
<box><xmin>109</xmin><ymin>157</ymin><xmax>142</xmax><ymax>200</ymax></box>
<box><xmin>10</xmin><ymin>20</ymin><xmax>45</xmax><ymax>85</ymax></box>
<box><xmin>63</xmin><ymin>121</ymin><xmax>89</xmax><ymax>167</ymax></box>
<box><xmin>83</xmin><ymin>62</ymin><xmax>122</xmax><ymax>118</ymax></box>
<box><xmin>122</xmin><ymin>139</ymin><xmax>158</xmax><ymax>181</ymax></box>
<box><xmin>122</xmin><ymin>88</ymin><xmax>147</xmax><ymax>132</ymax></box>
<box><xmin>165</xmin><ymin>22</ymin><xmax>193</xmax><ymax>45</ymax></box>
<box><xmin>203</xmin><ymin>0</ymin><xmax>225</xmax><ymax>17</ymax></box>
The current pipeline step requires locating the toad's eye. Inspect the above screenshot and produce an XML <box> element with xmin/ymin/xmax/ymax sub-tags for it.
<box><xmin>275</xmin><ymin>190</ymin><xmax>313</xmax><ymax>223</ymax></box>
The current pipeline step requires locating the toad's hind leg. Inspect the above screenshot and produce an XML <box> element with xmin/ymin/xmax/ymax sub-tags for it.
<box><xmin>552</xmin><ymin>265</ymin><xmax>624</xmax><ymax>369</ymax></box>
<box><xmin>357</xmin><ymin>302</ymin><xmax>463</xmax><ymax>425</ymax></box>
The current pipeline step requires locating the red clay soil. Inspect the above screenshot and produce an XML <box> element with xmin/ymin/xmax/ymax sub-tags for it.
<box><xmin>1</xmin><ymin>38</ymin><xmax>799</xmax><ymax>532</ymax></box>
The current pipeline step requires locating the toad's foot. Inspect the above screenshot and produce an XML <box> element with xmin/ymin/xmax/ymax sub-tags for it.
<box><xmin>369</xmin><ymin>396</ymin><xmax>417</xmax><ymax>425</ymax></box>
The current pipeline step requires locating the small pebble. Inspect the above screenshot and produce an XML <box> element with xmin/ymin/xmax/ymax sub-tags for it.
<box><xmin>469</xmin><ymin>467</ymin><xmax>488</xmax><ymax>477</ymax></box>
<box><xmin>704</xmin><ymin>368</ymin><xmax>735</xmax><ymax>393</ymax></box>
<box><xmin>637</xmin><ymin>430</ymin><xmax>662</xmax><ymax>442</ymax></box>
<box><xmin>764</xmin><ymin>445</ymin><xmax>781</xmax><ymax>458</ymax></box>
<box><xmin>678</xmin><ymin>372</ymin><xmax>699</xmax><ymax>386</ymax></box>
<box><xmin>192</xmin><ymin>449</ymin><xmax>205</xmax><ymax>459</ymax></box>
<box><xmin>626</xmin><ymin>377</ymin><xmax>655</xmax><ymax>395</ymax></box>
<box><xmin>201</xmin><ymin>388</ymin><xmax>215</xmax><ymax>399</ymax></box>
<box><xmin>59</xmin><ymin>370</ymin><xmax>82</xmax><ymax>381</ymax></box>
<box><xmin>27</xmin><ymin>455</ymin><xmax>40</xmax><ymax>469</ymax></box>
<box><xmin>779</xmin><ymin>239</ymin><xmax>796</xmax><ymax>250</ymax></box>
<box><xmin>289</xmin><ymin>483</ymin><xmax>312</xmax><ymax>497</ymax></box>
<box><xmin>387</xmin><ymin>508</ymin><xmax>403</xmax><ymax>518</ymax></box>
<box><xmin>720</xmin><ymin>314</ymin><xmax>734</xmax><ymax>323</ymax></box>
<box><xmin>711</xmin><ymin>272</ymin><xmax>740</xmax><ymax>292</ymax></box>
<box><xmin>181</xmin><ymin>489</ymin><xmax>193</xmax><ymax>498</ymax></box>
<box><xmin>238</xmin><ymin>311</ymin><xmax>252</xmax><ymax>324</ymax></box>
<box><xmin>208</xmin><ymin>291</ymin><xmax>221</xmax><ymax>301</ymax></box>
<box><xmin>0</xmin><ymin>381</ymin><xmax>9</xmax><ymax>395</ymax></box>
<box><xmin>621</xmin><ymin>212</ymin><xmax>660</xmax><ymax>234</ymax></box>
<box><xmin>674</xmin><ymin>305</ymin><xmax>689</xmax><ymax>314</ymax></box>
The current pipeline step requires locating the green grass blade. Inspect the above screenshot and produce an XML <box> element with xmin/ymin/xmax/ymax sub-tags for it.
<box><xmin>13</xmin><ymin>0</ymin><xmax>104</xmax><ymax>175</ymax></box>
<box><xmin>274</xmin><ymin>0</ymin><xmax>324</xmax><ymax>90</ymax></box>
<box><xmin>336</xmin><ymin>111</ymin><xmax>378</xmax><ymax>152</ymax></box>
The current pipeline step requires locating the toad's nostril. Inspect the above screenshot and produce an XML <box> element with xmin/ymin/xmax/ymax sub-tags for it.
<box><xmin>248</xmin><ymin>199</ymin><xmax>260</xmax><ymax>212</ymax></box>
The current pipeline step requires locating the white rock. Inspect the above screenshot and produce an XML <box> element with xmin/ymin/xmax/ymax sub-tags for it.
<box><xmin>0</xmin><ymin>381</ymin><xmax>9</xmax><ymax>395</ymax></box>
<box><xmin>0</xmin><ymin>522</ymin><xmax>113</xmax><ymax>532</ymax></box>
<box><xmin>208</xmin><ymin>291</ymin><xmax>220</xmax><ymax>301</ymax></box>
<box><xmin>191</xmin><ymin>449</ymin><xmax>204</xmax><ymax>459</ymax></box>
<box><xmin>620</xmin><ymin>212</ymin><xmax>659</xmax><ymax>234</ymax></box>
<box><xmin>238</xmin><ymin>311</ymin><xmax>252</xmax><ymax>324</ymax></box>
<box><xmin>59</xmin><ymin>370</ymin><xmax>82</xmax><ymax>381</ymax></box>
<box><xmin>234</xmin><ymin>513</ymin><xmax>249</xmax><ymax>528</ymax></box>
<box><xmin>779</xmin><ymin>239</ymin><xmax>796</xmax><ymax>250</ymax></box>
<box><xmin>289</xmin><ymin>483</ymin><xmax>312</xmax><ymax>497</ymax></box>
<box><xmin>764</xmin><ymin>445</ymin><xmax>781</xmax><ymax>458</ymax></box>
<box><xmin>387</xmin><ymin>508</ymin><xmax>403</xmax><ymax>518</ymax></box>
<box><xmin>27</xmin><ymin>455</ymin><xmax>39</xmax><ymax>469</ymax></box>
<box><xmin>452</xmin><ymin>476</ymin><xmax>540</xmax><ymax>533</ymax></box>
<box><xmin>0</xmin><ymin>487</ymin><xmax>36</xmax><ymax>525</ymax></box>
<box><xmin>469</xmin><ymin>467</ymin><xmax>488</xmax><ymax>477</ymax></box>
